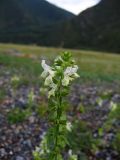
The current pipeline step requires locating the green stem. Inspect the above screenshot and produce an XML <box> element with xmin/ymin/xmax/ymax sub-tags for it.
<box><xmin>55</xmin><ymin>77</ymin><xmax>62</xmax><ymax>160</ymax></box>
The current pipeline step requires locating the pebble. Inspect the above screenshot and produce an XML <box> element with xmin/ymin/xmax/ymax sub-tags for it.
<box><xmin>0</xmin><ymin>148</ymin><xmax>7</xmax><ymax>157</ymax></box>
<box><xmin>0</xmin><ymin>69</ymin><xmax>120</xmax><ymax>159</ymax></box>
<box><xmin>23</xmin><ymin>140</ymin><xmax>32</xmax><ymax>149</ymax></box>
<box><xmin>15</xmin><ymin>156</ymin><xmax>26</xmax><ymax>160</ymax></box>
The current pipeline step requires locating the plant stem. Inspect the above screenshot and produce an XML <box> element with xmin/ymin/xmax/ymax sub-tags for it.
<box><xmin>55</xmin><ymin>77</ymin><xmax>62</xmax><ymax>160</ymax></box>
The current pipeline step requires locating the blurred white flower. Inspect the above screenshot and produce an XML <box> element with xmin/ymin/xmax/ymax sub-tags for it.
<box><xmin>68</xmin><ymin>150</ymin><xmax>77</xmax><ymax>160</ymax></box>
<box><xmin>41</xmin><ymin>60</ymin><xmax>55</xmax><ymax>78</ymax></box>
<box><xmin>34</xmin><ymin>131</ymin><xmax>50</xmax><ymax>155</ymax></box>
<box><xmin>64</xmin><ymin>65</ymin><xmax>78</xmax><ymax>76</ymax></box>
<box><xmin>35</xmin><ymin>147</ymin><xmax>41</xmax><ymax>153</ymax></box>
<box><xmin>66</xmin><ymin>122</ymin><xmax>72</xmax><ymax>132</ymax></box>
<box><xmin>97</xmin><ymin>98</ymin><xmax>103</xmax><ymax>106</ymax></box>
<box><xmin>62</xmin><ymin>75</ymin><xmax>73</xmax><ymax>86</ymax></box>
<box><xmin>41</xmin><ymin>59</ymin><xmax>79</xmax><ymax>97</ymax></box>
<box><xmin>110</xmin><ymin>101</ymin><xmax>117</xmax><ymax>111</ymax></box>
<box><xmin>48</xmin><ymin>84</ymin><xmax>57</xmax><ymax>98</ymax></box>
<box><xmin>44</xmin><ymin>75</ymin><xmax>54</xmax><ymax>86</ymax></box>
<box><xmin>41</xmin><ymin>60</ymin><xmax>57</xmax><ymax>97</ymax></box>
<box><xmin>62</xmin><ymin>65</ymin><xmax>79</xmax><ymax>86</ymax></box>
<box><xmin>11</xmin><ymin>75</ymin><xmax>20</xmax><ymax>82</ymax></box>
<box><xmin>68</xmin><ymin>149</ymin><xmax>72</xmax><ymax>156</ymax></box>
<box><xmin>28</xmin><ymin>90</ymin><xmax>35</xmax><ymax>102</ymax></box>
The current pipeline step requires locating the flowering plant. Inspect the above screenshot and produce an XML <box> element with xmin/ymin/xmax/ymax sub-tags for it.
<box><xmin>33</xmin><ymin>52</ymin><xmax>79</xmax><ymax>160</ymax></box>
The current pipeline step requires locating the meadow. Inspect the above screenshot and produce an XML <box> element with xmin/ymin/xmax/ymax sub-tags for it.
<box><xmin>0</xmin><ymin>43</ymin><xmax>120</xmax><ymax>160</ymax></box>
<box><xmin>0</xmin><ymin>43</ymin><xmax>120</xmax><ymax>83</ymax></box>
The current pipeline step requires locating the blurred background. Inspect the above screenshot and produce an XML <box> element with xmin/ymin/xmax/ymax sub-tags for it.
<box><xmin>0</xmin><ymin>0</ymin><xmax>120</xmax><ymax>53</ymax></box>
<box><xmin>0</xmin><ymin>0</ymin><xmax>120</xmax><ymax>160</ymax></box>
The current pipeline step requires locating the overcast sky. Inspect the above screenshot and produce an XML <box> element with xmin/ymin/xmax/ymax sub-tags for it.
<box><xmin>47</xmin><ymin>0</ymin><xmax>101</xmax><ymax>14</ymax></box>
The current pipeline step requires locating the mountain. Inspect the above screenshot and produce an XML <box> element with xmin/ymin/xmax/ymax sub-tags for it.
<box><xmin>1</xmin><ymin>0</ymin><xmax>120</xmax><ymax>53</ymax></box>
<box><xmin>0</xmin><ymin>0</ymin><xmax>74</xmax><ymax>43</ymax></box>
<box><xmin>50</xmin><ymin>0</ymin><xmax>120</xmax><ymax>53</ymax></box>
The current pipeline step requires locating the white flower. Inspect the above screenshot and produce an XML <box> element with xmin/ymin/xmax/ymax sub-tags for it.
<box><xmin>74</xmin><ymin>73</ymin><xmax>80</xmax><ymax>78</ymax></box>
<box><xmin>41</xmin><ymin>71</ymin><xmax>48</xmax><ymax>78</ymax></box>
<box><xmin>41</xmin><ymin>60</ymin><xmax>57</xmax><ymax>95</ymax></box>
<box><xmin>28</xmin><ymin>90</ymin><xmax>35</xmax><ymax>102</ymax></box>
<box><xmin>68</xmin><ymin>150</ymin><xmax>77</xmax><ymax>160</ymax></box>
<box><xmin>35</xmin><ymin>132</ymin><xmax>49</xmax><ymax>155</ymax></box>
<box><xmin>41</xmin><ymin>60</ymin><xmax>55</xmax><ymax>78</ymax></box>
<box><xmin>33</xmin><ymin>133</ymin><xmax>48</xmax><ymax>157</ymax></box>
<box><xmin>68</xmin><ymin>149</ymin><xmax>72</xmax><ymax>156</ymax></box>
<box><xmin>35</xmin><ymin>147</ymin><xmax>41</xmax><ymax>153</ymax></box>
<box><xmin>66</xmin><ymin>122</ymin><xmax>72</xmax><ymax>132</ymax></box>
<box><xmin>44</xmin><ymin>75</ymin><xmax>53</xmax><ymax>86</ymax></box>
<box><xmin>11</xmin><ymin>75</ymin><xmax>20</xmax><ymax>82</ymax></box>
<box><xmin>97</xmin><ymin>98</ymin><xmax>103</xmax><ymax>106</ymax></box>
<box><xmin>64</xmin><ymin>65</ymin><xmax>78</xmax><ymax>76</ymax></box>
<box><xmin>62</xmin><ymin>65</ymin><xmax>79</xmax><ymax>86</ymax></box>
<box><xmin>110</xmin><ymin>101</ymin><xmax>117</xmax><ymax>111</ymax></box>
<box><xmin>48</xmin><ymin>83</ymin><xmax>57</xmax><ymax>98</ymax></box>
<box><xmin>62</xmin><ymin>75</ymin><xmax>73</xmax><ymax>86</ymax></box>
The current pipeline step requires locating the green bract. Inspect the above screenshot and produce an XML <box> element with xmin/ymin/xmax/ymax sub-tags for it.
<box><xmin>33</xmin><ymin>52</ymin><xmax>79</xmax><ymax>160</ymax></box>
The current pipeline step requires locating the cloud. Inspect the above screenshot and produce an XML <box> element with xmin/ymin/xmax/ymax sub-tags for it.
<box><xmin>47</xmin><ymin>0</ymin><xmax>100</xmax><ymax>14</ymax></box>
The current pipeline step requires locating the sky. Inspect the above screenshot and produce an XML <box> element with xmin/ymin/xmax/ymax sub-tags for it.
<box><xmin>47</xmin><ymin>0</ymin><xmax>101</xmax><ymax>15</ymax></box>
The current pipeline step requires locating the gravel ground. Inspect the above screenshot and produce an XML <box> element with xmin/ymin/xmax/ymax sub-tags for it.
<box><xmin>0</xmin><ymin>67</ymin><xmax>120</xmax><ymax>160</ymax></box>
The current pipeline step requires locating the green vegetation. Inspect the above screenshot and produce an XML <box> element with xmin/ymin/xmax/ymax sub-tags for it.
<box><xmin>0</xmin><ymin>43</ymin><xmax>120</xmax><ymax>83</ymax></box>
<box><xmin>33</xmin><ymin>52</ymin><xmax>79</xmax><ymax>160</ymax></box>
<box><xmin>112</xmin><ymin>132</ymin><xmax>120</xmax><ymax>153</ymax></box>
<box><xmin>0</xmin><ymin>44</ymin><xmax>119</xmax><ymax>159</ymax></box>
<box><xmin>68</xmin><ymin>120</ymin><xmax>93</xmax><ymax>152</ymax></box>
<box><xmin>7</xmin><ymin>107</ymin><xmax>30</xmax><ymax>124</ymax></box>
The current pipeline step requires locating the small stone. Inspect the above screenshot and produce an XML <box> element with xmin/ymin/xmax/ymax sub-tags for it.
<box><xmin>23</xmin><ymin>139</ymin><xmax>32</xmax><ymax>149</ymax></box>
<box><xmin>15</xmin><ymin>97</ymin><xmax>27</xmax><ymax>109</ymax></box>
<box><xmin>106</xmin><ymin>156</ymin><xmax>112</xmax><ymax>160</ymax></box>
<box><xmin>0</xmin><ymin>148</ymin><xmax>7</xmax><ymax>157</ymax></box>
<box><xmin>15</xmin><ymin>155</ymin><xmax>25</xmax><ymax>160</ymax></box>
<box><xmin>28</xmin><ymin>116</ymin><xmax>35</xmax><ymax>123</ymax></box>
<box><xmin>9</xmin><ymin>150</ymin><xmax>13</xmax><ymax>155</ymax></box>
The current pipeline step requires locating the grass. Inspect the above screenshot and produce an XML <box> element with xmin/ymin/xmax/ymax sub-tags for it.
<box><xmin>0</xmin><ymin>51</ymin><xmax>42</xmax><ymax>85</ymax></box>
<box><xmin>0</xmin><ymin>43</ymin><xmax>120</xmax><ymax>83</ymax></box>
